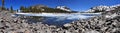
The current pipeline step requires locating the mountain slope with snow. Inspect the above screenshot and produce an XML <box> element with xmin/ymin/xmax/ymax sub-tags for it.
<box><xmin>86</xmin><ymin>4</ymin><xmax>120</xmax><ymax>13</ymax></box>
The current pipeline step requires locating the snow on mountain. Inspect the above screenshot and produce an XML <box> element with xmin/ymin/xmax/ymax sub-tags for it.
<box><xmin>111</xmin><ymin>4</ymin><xmax>120</xmax><ymax>8</ymax></box>
<box><xmin>86</xmin><ymin>4</ymin><xmax>120</xmax><ymax>13</ymax></box>
<box><xmin>56</xmin><ymin>6</ymin><xmax>72</xmax><ymax>12</ymax></box>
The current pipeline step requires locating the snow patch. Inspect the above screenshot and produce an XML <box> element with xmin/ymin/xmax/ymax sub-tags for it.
<box><xmin>15</xmin><ymin>13</ymin><xmax>101</xmax><ymax>20</ymax></box>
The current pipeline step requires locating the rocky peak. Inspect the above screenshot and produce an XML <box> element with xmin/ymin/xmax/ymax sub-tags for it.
<box><xmin>56</xmin><ymin>6</ymin><xmax>71</xmax><ymax>12</ymax></box>
<box><xmin>92</xmin><ymin>5</ymin><xmax>111</xmax><ymax>11</ymax></box>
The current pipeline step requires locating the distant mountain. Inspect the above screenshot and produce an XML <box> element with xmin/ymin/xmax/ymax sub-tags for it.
<box><xmin>86</xmin><ymin>4</ymin><xmax>120</xmax><ymax>13</ymax></box>
<box><xmin>56</xmin><ymin>6</ymin><xmax>72</xmax><ymax>12</ymax></box>
<box><xmin>30</xmin><ymin>5</ymin><xmax>48</xmax><ymax>9</ymax></box>
<box><xmin>20</xmin><ymin>5</ymin><xmax>77</xmax><ymax>13</ymax></box>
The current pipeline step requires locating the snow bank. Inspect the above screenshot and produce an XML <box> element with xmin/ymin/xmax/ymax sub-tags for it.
<box><xmin>14</xmin><ymin>13</ymin><xmax>101</xmax><ymax>20</ymax></box>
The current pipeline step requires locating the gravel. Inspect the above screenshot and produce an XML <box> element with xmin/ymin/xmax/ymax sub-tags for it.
<box><xmin>0</xmin><ymin>10</ymin><xmax>120</xmax><ymax>33</ymax></box>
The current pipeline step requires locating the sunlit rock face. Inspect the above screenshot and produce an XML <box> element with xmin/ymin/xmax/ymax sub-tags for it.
<box><xmin>92</xmin><ymin>6</ymin><xmax>112</xmax><ymax>11</ymax></box>
<box><xmin>30</xmin><ymin>5</ymin><xmax>48</xmax><ymax>11</ymax></box>
<box><xmin>87</xmin><ymin>4</ymin><xmax>120</xmax><ymax>13</ymax></box>
<box><xmin>31</xmin><ymin>5</ymin><xmax>48</xmax><ymax>9</ymax></box>
<box><xmin>56</xmin><ymin>6</ymin><xmax>71</xmax><ymax>12</ymax></box>
<box><xmin>87</xmin><ymin>6</ymin><xmax>113</xmax><ymax>13</ymax></box>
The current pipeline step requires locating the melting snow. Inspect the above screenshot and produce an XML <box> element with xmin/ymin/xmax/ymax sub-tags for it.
<box><xmin>15</xmin><ymin>13</ymin><xmax>101</xmax><ymax>20</ymax></box>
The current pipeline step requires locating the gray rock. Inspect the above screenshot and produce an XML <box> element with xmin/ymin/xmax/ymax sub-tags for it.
<box><xmin>0</xmin><ymin>23</ymin><xmax>5</xmax><ymax>28</ymax></box>
<box><xmin>65</xmin><ymin>30</ymin><xmax>71</xmax><ymax>33</ymax></box>
<box><xmin>85</xmin><ymin>30</ymin><xmax>100</xmax><ymax>33</ymax></box>
<box><xmin>64</xmin><ymin>23</ymin><xmax>72</xmax><ymax>27</ymax></box>
<box><xmin>49</xmin><ymin>25</ymin><xmax>56</xmax><ymax>28</ymax></box>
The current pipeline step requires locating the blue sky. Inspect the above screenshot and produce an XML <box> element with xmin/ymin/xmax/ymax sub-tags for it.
<box><xmin>0</xmin><ymin>0</ymin><xmax>120</xmax><ymax>11</ymax></box>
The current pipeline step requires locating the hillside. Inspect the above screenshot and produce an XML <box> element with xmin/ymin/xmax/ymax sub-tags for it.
<box><xmin>86</xmin><ymin>4</ymin><xmax>120</xmax><ymax>13</ymax></box>
<box><xmin>20</xmin><ymin>5</ymin><xmax>77</xmax><ymax>13</ymax></box>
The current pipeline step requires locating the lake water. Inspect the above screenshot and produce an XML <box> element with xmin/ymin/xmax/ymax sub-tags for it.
<box><xmin>13</xmin><ymin>13</ymin><xmax>101</xmax><ymax>26</ymax></box>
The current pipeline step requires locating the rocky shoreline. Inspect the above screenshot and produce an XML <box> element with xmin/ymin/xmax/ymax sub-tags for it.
<box><xmin>0</xmin><ymin>10</ymin><xmax>120</xmax><ymax>33</ymax></box>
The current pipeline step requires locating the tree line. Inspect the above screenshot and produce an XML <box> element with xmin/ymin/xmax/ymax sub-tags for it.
<box><xmin>0</xmin><ymin>0</ymin><xmax>76</xmax><ymax>13</ymax></box>
<box><xmin>0</xmin><ymin>0</ymin><xmax>14</xmax><ymax>12</ymax></box>
<box><xmin>20</xmin><ymin>5</ymin><xmax>72</xmax><ymax>13</ymax></box>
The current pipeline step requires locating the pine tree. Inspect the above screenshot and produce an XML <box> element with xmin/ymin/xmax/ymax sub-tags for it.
<box><xmin>1</xmin><ymin>0</ymin><xmax>5</xmax><ymax>10</ymax></box>
<box><xmin>10</xmin><ymin>6</ymin><xmax>14</xmax><ymax>13</ymax></box>
<box><xmin>20</xmin><ymin>6</ymin><xmax>25</xmax><ymax>10</ymax></box>
<box><xmin>10</xmin><ymin>6</ymin><xmax>13</xmax><ymax>11</ymax></box>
